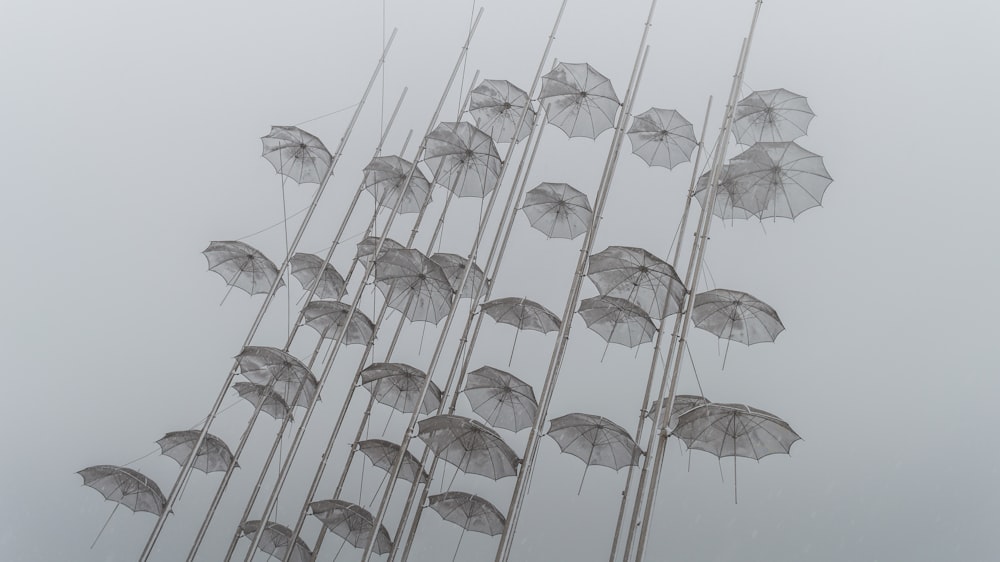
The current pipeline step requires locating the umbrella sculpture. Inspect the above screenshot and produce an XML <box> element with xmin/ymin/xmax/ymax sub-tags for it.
<box><xmin>692</xmin><ymin>162</ymin><xmax>759</xmax><ymax>221</ymax></box>
<box><xmin>480</xmin><ymin>296</ymin><xmax>561</xmax><ymax>365</ymax></box>
<box><xmin>361</xmin><ymin>362</ymin><xmax>443</xmax><ymax>416</ymax></box>
<box><xmin>546</xmin><ymin>413</ymin><xmax>642</xmax><ymax>493</ymax></box>
<box><xmin>672</xmin><ymin>402</ymin><xmax>801</xmax><ymax>502</ymax></box>
<box><xmin>539</xmin><ymin>62</ymin><xmax>621</xmax><ymax>139</ymax></box>
<box><xmin>232</xmin><ymin>381</ymin><xmax>292</xmax><ymax>421</ymax></box>
<box><xmin>691</xmin><ymin>289</ymin><xmax>784</xmax><ymax>345</ymax></box>
<box><xmin>235</xmin><ymin>346</ymin><xmax>320</xmax><ymax>409</ymax></box>
<box><xmin>423</xmin><ymin>121</ymin><xmax>502</xmax><ymax>198</ymax></box>
<box><xmin>240</xmin><ymin>520</ymin><xmax>312</xmax><ymax>562</ymax></box>
<box><xmin>309</xmin><ymin>499</ymin><xmax>393</xmax><ymax>556</ymax></box>
<box><xmin>77</xmin><ymin>465</ymin><xmax>166</xmax><ymax>547</ymax></box>
<box><xmin>587</xmin><ymin>246</ymin><xmax>685</xmax><ymax>319</ymax></box>
<box><xmin>260</xmin><ymin>125</ymin><xmax>333</xmax><ymax>185</ymax></box>
<box><xmin>373</xmin><ymin>248</ymin><xmax>455</xmax><ymax>324</ymax></box>
<box><xmin>577</xmin><ymin>295</ymin><xmax>657</xmax><ymax>354</ymax></box>
<box><xmin>463</xmin><ymin>366</ymin><xmax>538</xmax><ymax>433</ymax></box>
<box><xmin>732</xmin><ymin>88</ymin><xmax>814</xmax><ymax>145</ymax></box>
<box><xmin>417</xmin><ymin>414</ymin><xmax>520</xmax><ymax>480</ymax></box>
<box><xmin>646</xmin><ymin>395</ymin><xmax>712</xmax><ymax>431</ymax></box>
<box><xmin>521</xmin><ymin>182</ymin><xmax>594</xmax><ymax>240</ymax></box>
<box><xmin>427</xmin><ymin>491</ymin><xmax>506</xmax><ymax>562</ymax></box>
<box><xmin>202</xmin><ymin>241</ymin><xmax>284</xmax><ymax>303</ymax></box>
<box><xmin>468</xmin><ymin>79</ymin><xmax>536</xmax><ymax>143</ymax></box>
<box><xmin>356</xmin><ymin>236</ymin><xmax>406</xmax><ymax>270</ymax></box>
<box><xmin>156</xmin><ymin>430</ymin><xmax>236</xmax><ymax>474</ymax></box>
<box><xmin>288</xmin><ymin>253</ymin><xmax>346</xmax><ymax>300</ymax></box>
<box><xmin>362</xmin><ymin>155</ymin><xmax>433</xmax><ymax>215</ymax></box>
<box><xmin>430</xmin><ymin>253</ymin><xmax>485</xmax><ymax>300</ymax></box>
<box><xmin>301</xmin><ymin>300</ymin><xmax>376</xmax><ymax>345</ymax></box>
<box><xmin>356</xmin><ymin>439</ymin><xmax>429</xmax><ymax>484</ymax></box>
<box><xmin>626</xmin><ymin>107</ymin><xmax>698</xmax><ymax>169</ymax></box>
<box><xmin>727</xmin><ymin>141</ymin><xmax>833</xmax><ymax>220</ymax></box>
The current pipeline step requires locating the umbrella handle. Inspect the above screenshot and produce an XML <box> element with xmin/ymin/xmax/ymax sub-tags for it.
<box><xmin>90</xmin><ymin>502</ymin><xmax>120</xmax><ymax>549</ymax></box>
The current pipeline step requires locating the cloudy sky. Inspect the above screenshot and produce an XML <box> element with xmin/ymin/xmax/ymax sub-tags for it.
<box><xmin>2</xmin><ymin>1</ymin><xmax>998</xmax><ymax>561</ymax></box>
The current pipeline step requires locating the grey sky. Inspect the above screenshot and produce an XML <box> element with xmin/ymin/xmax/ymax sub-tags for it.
<box><xmin>2</xmin><ymin>1</ymin><xmax>998</xmax><ymax>561</ymax></box>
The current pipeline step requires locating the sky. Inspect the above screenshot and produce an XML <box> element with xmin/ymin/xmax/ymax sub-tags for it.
<box><xmin>2</xmin><ymin>1</ymin><xmax>999</xmax><ymax>561</ymax></box>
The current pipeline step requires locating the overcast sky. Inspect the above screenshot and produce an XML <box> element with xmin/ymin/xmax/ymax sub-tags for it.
<box><xmin>2</xmin><ymin>1</ymin><xmax>999</xmax><ymax>561</ymax></box>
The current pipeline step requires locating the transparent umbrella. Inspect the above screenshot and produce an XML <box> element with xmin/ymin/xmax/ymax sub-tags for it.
<box><xmin>480</xmin><ymin>296</ymin><xmax>561</xmax><ymax>365</ymax></box>
<box><xmin>309</xmin><ymin>499</ymin><xmax>392</xmax><ymax>556</ymax></box>
<box><xmin>260</xmin><ymin>125</ymin><xmax>332</xmax><ymax>185</ymax></box>
<box><xmin>577</xmin><ymin>295</ymin><xmax>656</xmax><ymax>356</ymax></box>
<box><xmin>428</xmin><ymin>491</ymin><xmax>506</xmax><ymax>562</ymax></box>
<box><xmin>156</xmin><ymin>430</ymin><xmax>236</xmax><ymax>474</ymax></box>
<box><xmin>732</xmin><ymin>88</ymin><xmax>814</xmax><ymax>145</ymax></box>
<box><xmin>240</xmin><ymin>520</ymin><xmax>312</xmax><ymax>562</ymax></box>
<box><xmin>301</xmin><ymin>301</ymin><xmax>375</xmax><ymax>345</ymax></box>
<box><xmin>77</xmin><ymin>465</ymin><xmax>166</xmax><ymax>547</ymax></box>
<box><xmin>356</xmin><ymin>236</ymin><xmax>405</xmax><ymax>270</ymax></box>
<box><xmin>728</xmin><ymin>141</ymin><xmax>833</xmax><ymax>220</ymax></box>
<box><xmin>430</xmin><ymin>253</ymin><xmax>485</xmax><ymax>300</ymax></box>
<box><xmin>463</xmin><ymin>366</ymin><xmax>538</xmax><ymax>433</ymax></box>
<box><xmin>235</xmin><ymin>346</ymin><xmax>319</xmax><ymax>408</ymax></box>
<box><xmin>289</xmin><ymin>253</ymin><xmax>346</xmax><ymax>300</ymax></box>
<box><xmin>691</xmin><ymin>288</ymin><xmax>784</xmax><ymax>345</ymax></box>
<box><xmin>587</xmin><ymin>246</ymin><xmax>685</xmax><ymax>318</ymax></box>
<box><xmin>546</xmin><ymin>413</ymin><xmax>641</xmax><ymax>493</ymax></box>
<box><xmin>626</xmin><ymin>107</ymin><xmax>697</xmax><ymax>169</ymax></box>
<box><xmin>232</xmin><ymin>381</ymin><xmax>292</xmax><ymax>421</ymax></box>
<box><xmin>362</xmin><ymin>155</ymin><xmax>432</xmax><ymax>214</ymax></box>
<box><xmin>692</xmin><ymin>162</ymin><xmax>759</xmax><ymax>221</ymax></box>
<box><xmin>417</xmin><ymin>414</ymin><xmax>520</xmax><ymax>480</ymax></box>
<box><xmin>423</xmin><ymin>121</ymin><xmax>502</xmax><ymax>198</ymax></box>
<box><xmin>356</xmin><ymin>439</ymin><xmax>428</xmax><ymax>484</ymax></box>
<box><xmin>521</xmin><ymin>182</ymin><xmax>593</xmax><ymax>240</ymax></box>
<box><xmin>646</xmin><ymin>394</ymin><xmax>711</xmax><ymax>431</ymax></box>
<box><xmin>202</xmin><ymin>241</ymin><xmax>284</xmax><ymax>304</ymax></box>
<box><xmin>468</xmin><ymin>79</ymin><xmax>536</xmax><ymax>143</ymax></box>
<box><xmin>539</xmin><ymin>62</ymin><xmax>620</xmax><ymax>139</ymax></box>
<box><xmin>373</xmin><ymin>248</ymin><xmax>455</xmax><ymax>324</ymax></box>
<box><xmin>361</xmin><ymin>362</ymin><xmax>443</xmax><ymax>416</ymax></box>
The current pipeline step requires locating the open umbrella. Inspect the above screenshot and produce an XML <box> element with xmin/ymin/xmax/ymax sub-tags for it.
<box><xmin>692</xmin><ymin>162</ymin><xmax>759</xmax><ymax>221</ymax></box>
<box><xmin>430</xmin><ymin>253</ymin><xmax>485</xmax><ymax>300</ymax></box>
<box><xmin>235</xmin><ymin>346</ymin><xmax>319</xmax><ymax>408</ymax></box>
<box><xmin>373</xmin><ymin>248</ymin><xmax>455</xmax><ymax>324</ymax></box>
<box><xmin>417</xmin><ymin>414</ymin><xmax>520</xmax><ymax>480</ymax></box>
<box><xmin>156</xmin><ymin>430</ymin><xmax>236</xmax><ymax>474</ymax></box>
<box><xmin>691</xmin><ymin>289</ymin><xmax>784</xmax><ymax>345</ymax></box>
<box><xmin>428</xmin><ymin>491</ymin><xmax>506</xmax><ymax>562</ymax></box>
<box><xmin>521</xmin><ymin>182</ymin><xmax>593</xmax><ymax>240</ymax></box>
<box><xmin>260</xmin><ymin>125</ymin><xmax>332</xmax><ymax>185</ymax></box>
<box><xmin>363</xmin><ymin>155</ymin><xmax>433</xmax><ymax>214</ymax></box>
<box><xmin>646</xmin><ymin>394</ymin><xmax>711</xmax><ymax>431</ymax></box>
<box><xmin>361</xmin><ymin>362</ymin><xmax>443</xmax><ymax>415</ymax></box>
<box><xmin>539</xmin><ymin>62</ymin><xmax>620</xmax><ymax>139</ymax></box>
<box><xmin>728</xmin><ymin>141</ymin><xmax>833</xmax><ymax>220</ymax></box>
<box><xmin>77</xmin><ymin>465</ymin><xmax>166</xmax><ymax>547</ymax></box>
<box><xmin>480</xmin><ymin>297</ymin><xmax>561</xmax><ymax>365</ymax></box>
<box><xmin>202</xmin><ymin>241</ymin><xmax>284</xmax><ymax>303</ymax></box>
<box><xmin>587</xmin><ymin>246</ymin><xmax>685</xmax><ymax>318</ymax></box>
<box><xmin>356</xmin><ymin>439</ymin><xmax>428</xmax><ymax>484</ymax></box>
<box><xmin>356</xmin><ymin>236</ymin><xmax>406</xmax><ymax>271</ymax></box>
<box><xmin>423</xmin><ymin>121</ymin><xmax>502</xmax><ymax>198</ymax></box>
<box><xmin>577</xmin><ymin>295</ymin><xmax>657</xmax><ymax>353</ymax></box>
<box><xmin>309</xmin><ymin>499</ymin><xmax>392</xmax><ymax>556</ymax></box>
<box><xmin>732</xmin><ymin>88</ymin><xmax>814</xmax><ymax>145</ymax></box>
<box><xmin>232</xmin><ymin>381</ymin><xmax>292</xmax><ymax>421</ymax></box>
<box><xmin>240</xmin><ymin>520</ymin><xmax>312</xmax><ymax>562</ymax></box>
<box><xmin>463</xmin><ymin>366</ymin><xmax>538</xmax><ymax>433</ymax></box>
<box><xmin>301</xmin><ymin>301</ymin><xmax>375</xmax><ymax>345</ymax></box>
<box><xmin>288</xmin><ymin>253</ymin><xmax>346</xmax><ymax>300</ymax></box>
<box><xmin>547</xmin><ymin>413</ymin><xmax>641</xmax><ymax>493</ymax></box>
<box><xmin>626</xmin><ymin>107</ymin><xmax>697</xmax><ymax>169</ymax></box>
<box><xmin>468</xmin><ymin>79</ymin><xmax>536</xmax><ymax>143</ymax></box>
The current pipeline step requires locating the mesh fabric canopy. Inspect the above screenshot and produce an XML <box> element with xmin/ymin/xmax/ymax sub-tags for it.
<box><xmin>463</xmin><ymin>366</ymin><xmax>538</xmax><ymax>433</ymax></box>
<box><xmin>430</xmin><ymin>253</ymin><xmax>485</xmax><ymax>300</ymax></box>
<box><xmin>691</xmin><ymin>289</ymin><xmax>784</xmax><ymax>345</ymax></box>
<box><xmin>480</xmin><ymin>297</ymin><xmax>560</xmax><ymax>333</ymax></box>
<box><xmin>693</xmin><ymin>163</ymin><xmax>759</xmax><ymax>220</ymax></box>
<box><xmin>77</xmin><ymin>465</ymin><xmax>166</xmax><ymax>515</ymax></box>
<box><xmin>373</xmin><ymin>248</ymin><xmax>455</xmax><ymax>324</ymax></box>
<box><xmin>363</xmin><ymin>155</ymin><xmax>432</xmax><ymax>214</ymax></box>
<box><xmin>240</xmin><ymin>520</ymin><xmax>312</xmax><ymax>562</ymax></box>
<box><xmin>521</xmin><ymin>182</ymin><xmax>593</xmax><ymax>240</ymax></box>
<box><xmin>672</xmin><ymin>403</ymin><xmax>801</xmax><ymax>460</ymax></box>
<box><xmin>360</xmin><ymin>362</ymin><xmax>442</xmax><ymax>415</ymax></box>
<box><xmin>423</xmin><ymin>121</ymin><xmax>502</xmax><ymax>198</ymax></box>
<box><xmin>428</xmin><ymin>491</ymin><xmax>506</xmax><ymax>535</ymax></box>
<box><xmin>156</xmin><ymin>430</ymin><xmax>236</xmax><ymax>474</ymax></box>
<box><xmin>202</xmin><ymin>241</ymin><xmax>284</xmax><ymax>296</ymax></box>
<box><xmin>546</xmin><ymin>413</ymin><xmax>641</xmax><ymax>470</ymax></box>
<box><xmin>232</xmin><ymin>381</ymin><xmax>292</xmax><ymax>420</ymax></box>
<box><xmin>728</xmin><ymin>141</ymin><xmax>833</xmax><ymax>219</ymax></box>
<box><xmin>577</xmin><ymin>295</ymin><xmax>656</xmax><ymax>348</ymax></box>
<box><xmin>301</xmin><ymin>301</ymin><xmax>375</xmax><ymax>345</ymax></box>
<box><xmin>540</xmin><ymin>62</ymin><xmax>620</xmax><ymax>139</ymax></box>
<box><xmin>417</xmin><ymin>414</ymin><xmax>520</xmax><ymax>480</ymax></box>
<box><xmin>468</xmin><ymin>79</ymin><xmax>536</xmax><ymax>143</ymax></box>
<box><xmin>732</xmin><ymin>88</ymin><xmax>814</xmax><ymax>145</ymax></box>
<box><xmin>235</xmin><ymin>346</ymin><xmax>318</xmax><ymax>409</ymax></box>
<box><xmin>587</xmin><ymin>246</ymin><xmax>685</xmax><ymax>318</ymax></box>
<box><xmin>289</xmin><ymin>253</ymin><xmax>346</xmax><ymax>300</ymax></box>
<box><xmin>627</xmin><ymin>107</ymin><xmax>697</xmax><ymax>169</ymax></box>
<box><xmin>647</xmin><ymin>395</ymin><xmax>711</xmax><ymax>431</ymax></box>
<box><xmin>260</xmin><ymin>125</ymin><xmax>332</xmax><ymax>185</ymax></box>
<box><xmin>356</xmin><ymin>236</ymin><xmax>405</xmax><ymax>271</ymax></box>
<box><xmin>309</xmin><ymin>499</ymin><xmax>392</xmax><ymax>555</ymax></box>
<box><xmin>356</xmin><ymin>439</ymin><xmax>428</xmax><ymax>484</ymax></box>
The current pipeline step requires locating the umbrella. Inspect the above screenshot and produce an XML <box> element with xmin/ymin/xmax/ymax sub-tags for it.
<box><xmin>587</xmin><ymin>246</ymin><xmax>685</xmax><ymax>318</ymax></box>
<box><xmin>539</xmin><ymin>62</ymin><xmax>621</xmax><ymax>139</ymax></box>
<box><xmin>240</xmin><ymin>520</ymin><xmax>312</xmax><ymax>562</ymax></box>
<box><xmin>728</xmin><ymin>141</ymin><xmax>833</xmax><ymax>220</ymax></box>
<box><xmin>646</xmin><ymin>394</ymin><xmax>711</xmax><ymax>431</ymax></box>
<box><xmin>480</xmin><ymin>297</ymin><xmax>561</xmax><ymax>365</ymax></box>
<box><xmin>692</xmin><ymin>163</ymin><xmax>759</xmax><ymax>221</ymax></box>
<box><xmin>627</xmin><ymin>107</ymin><xmax>697</xmax><ymax>169</ymax></box>
<box><xmin>288</xmin><ymin>253</ymin><xmax>346</xmax><ymax>300</ymax></box>
<box><xmin>361</xmin><ymin>362</ymin><xmax>443</xmax><ymax>415</ymax></box>
<box><xmin>156</xmin><ymin>430</ymin><xmax>236</xmax><ymax>474</ymax></box>
<box><xmin>691</xmin><ymin>289</ymin><xmax>784</xmax><ymax>345</ymax></box>
<box><xmin>202</xmin><ymin>241</ymin><xmax>284</xmax><ymax>303</ymax></box>
<box><xmin>577</xmin><ymin>295</ymin><xmax>657</xmax><ymax>352</ymax></box>
<box><xmin>356</xmin><ymin>439</ymin><xmax>428</xmax><ymax>484</ymax></box>
<box><xmin>356</xmin><ymin>236</ymin><xmax>406</xmax><ymax>271</ymax></box>
<box><xmin>428</xmin><ymin>491</ymin><xmax>506</xmax><ymax>562</ymax></box>
<box><xmin>672</xmin><ymin>402</ymin><xmax>801</xmax><ymax>502</ymax></box>
<box><xmin>463</xmin><ymin>366</ymin><xmax>538</xmax><ymax>432</ymax></box>
<box><xmin>423</xmin><ymin>121</ymin><xmax>502</xmax><ymax>198</ymax></box>
<box><xmin>309</xmin><ymin>499</ymin><xmax>392</xmax><ymax>555</ymax></box>
<box><xmin>362</xmin><ymin>155</ymin><xmax>433</xmax><ymax>214</ymax></box>
<box><xmin>521</xmin><ymin>182</ymin><xmax>593</xmax><ymax>240</ymax></box>
<box><xmin>301</xmin><ymin>300</ymin><xmax>375</xmax><ymax>345</ymax></box>
<box><xmin>260</xmin><ymin>125</ymin><xmax>333</xmax><ymax>185</ymax></box>
<box><xmin>546</xmin><ymin>413</ymin><xmax>641</xmax><ymax>493</ymax></box>
<box><xmin>77</xmin><ymin>465</ymin><xmax>167</xmax><ymax>547</ymax></box>
<box><xmin>430</xmin><ymin>253</ymin><xmax>485</xmax><ymax>300</ymax></box>
<box><xmin>732</xmin><ymin>88</ymin><xmax>814</xmax><ymax>145</ymax></box>
<box><xmin>468</xmin><ymin>79</ymin><xmax>536</xmax><ymax>143</ymax></box>
<box><xmin>232</xmin><ymin>381</ymin><xmax>292</xmax><ymax>421</ymax></box>
<box><xmin>417</xmin><ymin>414</ymin><xmax>520</xmax><ymax>480</ymax></box>
<box><xmin>235</xmin><ymin>346</ymin><xmax>319</xmax><ymax>408</ymax></box>
<box><xmin>373</xmin><ymin>248</ymin><xmax>455</xmax><ymax>324</ymax></box>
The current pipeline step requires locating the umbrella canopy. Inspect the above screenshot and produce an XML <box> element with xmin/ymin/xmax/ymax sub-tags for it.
<box><xmin>693</xmin><ymin>163</ymin><xmax>759</xmax><ymax>221</ymax></box>
<box><xmin>309</xmin><ymin>499</ymin><xmax>392</xmax><ymax>555</ymax></box>
<box><xmin>627</xmin><ymin>107</ymin><xmax>698</xmax><ymax>169</ymax></box>
<box><xmin>356</xmin><ymin>439</ymin><xmax>428</xmax><ymax>484</ymax></box>
<box><xmin>463</xmin><ymin>366</ymin><xmax>538</xmax><ymax>432</ymax></box>
<box><xmin>235</xmin><ymin>346</ymin><xmax>319</xmax><ymax>408</ymax></box>
<box><xmin>430</xmin><ymin>253</ymin><xmax>485</xmax><ymax>300</ymax></box>
<box><xmin>232</xmin><ymin>381</ymin><xmax>292</xmax><ymax>421</ymax></box>
<box><xmin>521</xmin><ymin>182</ymin><xmax>593</xmax><ymax>240</ymax></box>
<box><xmin>587</xmin><ymin>246</ymin><xmax>685</xmax><ymax>318</ymax></box>
<box><xmin>672</xmin><ymin>403</ymin><xmax>801</xmax><ymax>460</ymax></box>
<box><xmin>241</xmin><ymin>520</ymin><xmax>312</xmax><ymax>562</ymax></box>
<box><xmin>577</xmin><ymin>295</ymin><xmax>657</xmax><ymax>348</ymax></box>
<box><xmin>373</xmin><ymin>248</ymin><xmax>455</xmax><ymax>324</ymax></box>
<box><xmin>289</xmin><ymin>253</ymin><xmax>346</xmax><ymax>300</ymax></box>
<box><xmin>468</xmin><ymin>79</ymin><xmax>536</xmax><ymax>143</ymax></box>
<box><xmin>546</xmin><ymin>413</ymin><xmax>641</xmax><ymax>471</ymax></box>
<box><xmin>427</xmin><ymin>491</ymin><xmax>506</xmax><ymax>535</ymax></box>
<box><xmin>539</xmin><ymin>62</ymin><xmax>620</xmax><ymax>139</ymax></box>
<box><xmin>301</xmin><ymin>300</ymin><xmax>375</xmax><ymax>345</ymax></box>
<box><xmin>356</xmin><ymin>236</ymin><xmax>406</xmax><ymax>271</ymax></box>
<box><xmin>423</xmin><ymin>121</ymin><xmax>502</xmax><ymax>198</ymax></box>
<box><xmin>691</xmin><ymin>289</ymin><xmax>784</xmax><ymax>345</ymax></box>
<box><xmin>728</xmin><ymin>141</ymin><xmax>833</xmax><ymax>220</ymax></box>
<box><xmin>480</xmin><ymin>297</ymin><xmax>560</xmax><ymax>334</ymax></box>
<box><xmin>732</xmin><ymin>88</ymin><xmax>814</xmax><ymax>145</ymax></box>
<box><xmin>156</xmin><ymin>430</ymin><xmax>236</xmax><ymax>474</ymax></box>
<box><xmin>363</xmin><ymin>154</ymin><xmax>433</xmax><ymax>214</ymax></box>
<box><xmin>647</xmin><ymin>395</ymin><xmax>712</xmax><ymax>431</ymax></box>
<box><xmin>77</xmin><ymin>465</ymin><xmax>166</xmax><ymax>515</ymax></box>
<box><xmin>417</xmin><ymin>414</ymin><xmax>520</xmax><ymax>480</ymax></box>
<box><xmin>360</xmin><ymin>362</ymin><xmax>442</xmax><ymax>415</ymax></box>
<box><xmin>202</xmin><ymin>241</ymin><xmax>284</xmax><ymax>297</ymax></box>
<box><xmin>260</xmin><ymin>125</ymin><xmax>332</xmax><ymax>185</ymax></box>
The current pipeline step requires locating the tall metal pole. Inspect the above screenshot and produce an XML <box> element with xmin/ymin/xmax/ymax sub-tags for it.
<box><xmin>138</xmin><ymin>31</ymin><xmax>396</xmax><ymax>562</ymax></box>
